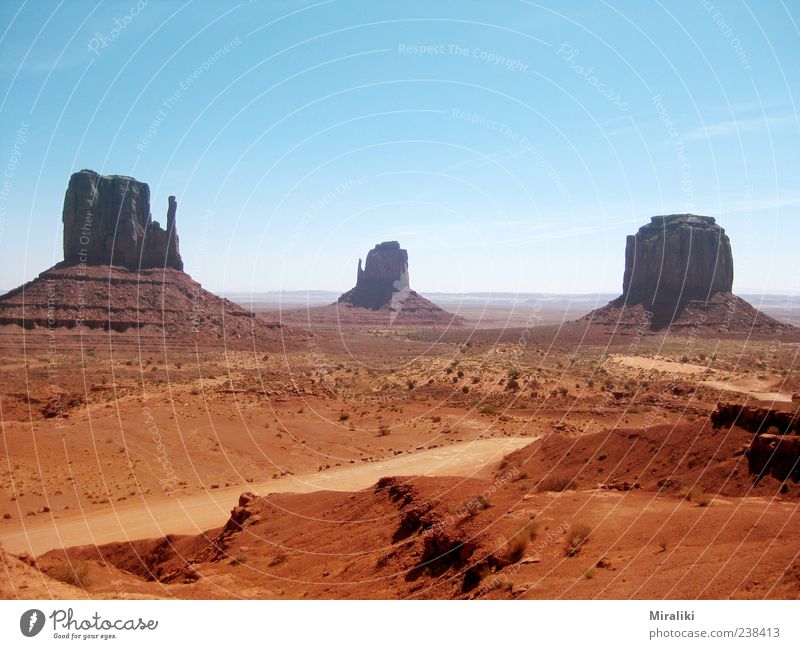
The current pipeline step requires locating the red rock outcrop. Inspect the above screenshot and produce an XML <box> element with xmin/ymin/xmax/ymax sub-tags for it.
<box><xmin>0</xmin><ymin>170</ymin><xmax>300</xmax><ymax>346</ymax></box>
<box><xmin>338</xmin><ymin>241</ymin><xmax>410</xmax><ymax>310</ymax></box>
<box><xmin>335</xmin><ymin>241</ymin><xmax>462</xmax><ymax>325</ymax></box>
<box><xmin>622</xmin><ymin>214</ymin><xmax>732</xmax><ymax>305</ymax></box>
<box><xmin>61</xmin><ymin>169</ymin><xmax>182</xmax><ymax>271</ymax></box>
<box><xmin>582</xmin><ymin>214</ymin><xmax>788</xmax><ymax>333</ymax></box>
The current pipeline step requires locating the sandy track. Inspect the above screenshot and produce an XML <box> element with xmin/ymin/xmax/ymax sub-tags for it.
<box><xmin>0</xmin><ymin>437</ymin><xmax>531</xmax><ymax>556</ymax></box>
<box><xmin>611</xmin><ymin>355</ymin><xmax>795</xmax><ymax>402</ymax></box>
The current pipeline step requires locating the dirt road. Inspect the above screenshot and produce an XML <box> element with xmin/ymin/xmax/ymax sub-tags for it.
<box><xmin>0</xmin><ymin>437</ymin><xmax>531</xmax><ymax>556</ymax></box>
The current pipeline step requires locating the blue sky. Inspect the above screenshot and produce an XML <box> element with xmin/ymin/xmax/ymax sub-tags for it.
<box><xmin>1</xmin><ymin>0</ymin><xmax>798</xmax><ymax>295</ymax></box>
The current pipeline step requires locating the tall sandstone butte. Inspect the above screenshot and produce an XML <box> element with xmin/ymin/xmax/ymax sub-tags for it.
<box><xmin>338</xmin><ymin>241</ymin><xmax>409</xmax><ymax>310</ymax></box>
<box><xmin>583</xmin><ymin>213</ymin><xmax>785</xmax><ymax>332</ymax></box>
<box><xmin>334</xmin><ymin>241</ymin><xmax>461</xmax><ymax>325</ymax></box>
<box><xmin>61</xmin><ymin>169</ymin><xmax>183</xmax><ymax>270</ymax></box>
<box><xmin>622</xmin><ymin>214</ymin><xmax>733</xmax><ymax>305</ymax></box>
<box><xmin>0</xmin><ymin>170</ymin><xmax>300</xmax><ymax>345</ymax></box>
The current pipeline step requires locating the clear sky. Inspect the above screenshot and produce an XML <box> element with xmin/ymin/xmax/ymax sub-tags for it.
<box><xmin>1</xmin><ymin>0</ymin><xmax>798</xmax><ymax>296</ymax></box>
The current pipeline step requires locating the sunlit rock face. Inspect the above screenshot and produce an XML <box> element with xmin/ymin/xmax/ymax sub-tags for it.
<box><xmin>62</xmin><ymin>169</ymin><xmax>182</xmax><ymax>271</ymax></box>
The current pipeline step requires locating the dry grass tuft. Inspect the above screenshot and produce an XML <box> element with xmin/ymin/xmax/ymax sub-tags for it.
<box><xmin>539</xmin><ymin>475</ymin><xmax>574</xmax><ymax>492</ymax></box>
<box><xmin>565</xmin><ymin>522</ymin><xmax>592</xmax><ymax>557</ymax></box>
<box><xmin>49</xmin><ymin>561</ymin><xmax>91</xmax><ymax>589</ymax></box>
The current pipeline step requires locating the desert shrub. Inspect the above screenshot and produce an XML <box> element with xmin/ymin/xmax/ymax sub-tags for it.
<box><xmin>696</xmin><ymin>492</ymin><xmax>713</xmax><ymax>507</ymax></box>
<box><xmin>539</xmin><ymin>475</ymin><xmax>574</xmax><ymax>492</ymax></box>
<box><xmin>49</xmin><ymin>561</ymin><xmax>91</xmax><ymax>589</ymax></box>
<box><xmin>597</xmin><ymin>452</ymin><xmax>608</xmax><ymax>461</ymax></box>
<box><xmin>463</xmin><ymin>493</ymin><xmax>492</xmax><ymax>517</ymax></box>
<box><xmin>431</xmin><ymin>415</ymin><xmax>442</xmax><ymax>423</ymax></box>
<box><xmin>506</xmin><ymin>378</ymin><xmax>520</xmax><ymax>391</ymax></box>
<box><xmin>462</xmin><ymin>386</ymin><xmax>469</xmax><ymax>394</ymax></box>
<box><xmin>558</xmin><ymin>386</ymin><xmax>568</xmax><ymax>396</ymax></box>
<box><xmin>685</xmin><ymin>485</ymin><xmax>705</xmax><ymax>502</ymax></box>
<box><xmin>565</xmin><ymin>522</ymin><xmax>592</xmax><ymax>556</ymax></box>
<box><xmin>471</xmin><ymin>376</ymin><xmax>480</xmax><ymax>384</ymax></box>
<box><xmin>479</xmin><ymin>405</ymin><xmax>497</xmax><ymax>416</ymax></box>
<box><xmin>457</xmin><ymin>370</ymin><xmax>464</xmax><ymax>378</ymax></box>
<box><xmin>503</xmin><ymin>518</ymin><xmax>539</xmax><ymax>563</ymax></box>
<box><xmin>338</xmin><ymin>412</ymin><xmax>350</xmax><ymax>421</ymax></box>
<box><xmin>377</xmin><ymin>425</ymin><xmax>390</xmax><ymax>437</ymax></box>
<box><xmin>407</xmin><ymin>380</ymin><xmax>415</xmax><ymax>389</ymax></box>
<box><xmin>584</xmin><ymin>567</ymin><xmax>597</xmax><ymax>579</ymax></box>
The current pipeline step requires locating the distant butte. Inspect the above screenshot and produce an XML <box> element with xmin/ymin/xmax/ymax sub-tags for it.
<box><xmin>335</xmin><ymin>241</ymin><xmax>462</xmax><ymax>326</ymax></box>
<box><xmin>582</xmin><ymin>214</ymin><xmax>788</xmax><ymax>333</ymax></box>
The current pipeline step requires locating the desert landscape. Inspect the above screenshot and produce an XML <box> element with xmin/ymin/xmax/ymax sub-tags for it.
<box><xmin>1</xmin><ymin>172</ymin><xmax>798</xmax><ymax>601</ymax></box>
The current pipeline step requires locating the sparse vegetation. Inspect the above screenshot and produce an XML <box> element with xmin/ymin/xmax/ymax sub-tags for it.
<box><xmin>539</xmin><ymin>475</ymin><xmax>574</xmax><ymax>492</ymax></box>
<box><xmin>49</xmin><ymin>561</ymin><xmax>92</xmax><ymax>588</ymax></box>
<box><xmin>503</xmin><ymin>517</ymin><xmax>539</xmax><ymax>563</ymax></box>
<box><xmin>565</xmin><ymin>522</ymin><xmax>592</xmax><ymax>556</ymax></box>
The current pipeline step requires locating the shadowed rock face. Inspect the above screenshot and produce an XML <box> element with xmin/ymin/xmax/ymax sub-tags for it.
<box><xmin>622</xmin><ymin>214</ymin><xmax>733</xmax><ymax>305</ymax></box>
<box><xmin>580</xmin><ymin>213</ymin><xmax>787</xmax><ymax>332</ymax></box>
<box><xmin>338</xmin><ymin>241</ymin><xmax>409</xmax><ymax>310</ymax></box>
<box><xmin>61</xmin><ymin>169</ymin><xmax>183</xmax><ymax>270</ymax></box>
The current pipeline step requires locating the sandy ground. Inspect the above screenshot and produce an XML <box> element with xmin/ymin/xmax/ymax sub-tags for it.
<box><xmin>1</xmin><ymin>321</ymin><xmax>799</xmax><ymax>599</ymax></box>
<box><xmin>611</xmin><ymin>355</ymin><xmax>795</xmax><ymax>402</ymax></box>
<box><xmin>0</xmin><ymin>437</ymin><xmax>530</xmax><ymax>556</ymax></box>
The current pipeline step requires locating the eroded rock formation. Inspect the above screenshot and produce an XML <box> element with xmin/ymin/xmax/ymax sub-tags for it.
<box><xmin>582</xmin><ymin>214</ymin><xmax>786</xmax><ymax>332</ymax></box>
<box><xmin>62</xmin><ymin>169</ymin><xmax>182</xmax><ymax>270</ymax></box>
<box><xmin>622</xmin><ymin>214</ymin><xmax>733</xmax><ymax>305</ymax></box>
<box><xmin>338</xmin><ymin>241</ymin><xmax>409</xmax><ymax>310</ymax></box>
<box><xmin>0</xmin><ymin>170</ymin><xmax>303</xmax><ymax>346</ymax></box>
<box><xmin>334</xmin><ymin>241</ymin><xmax>461</xmax><ymax>325</ymax></box>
